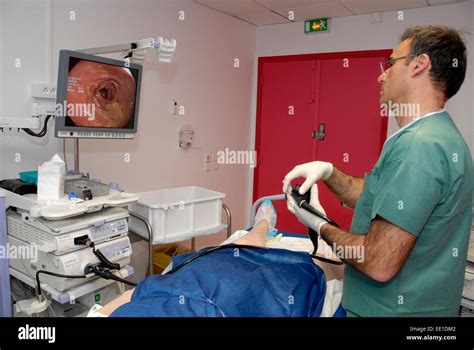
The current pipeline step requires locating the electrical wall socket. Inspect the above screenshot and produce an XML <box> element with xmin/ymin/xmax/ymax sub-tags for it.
<box><xmin>32</xmin><ymin>82</ymin><xmax>57</xmax><ymax>99</ymax></box>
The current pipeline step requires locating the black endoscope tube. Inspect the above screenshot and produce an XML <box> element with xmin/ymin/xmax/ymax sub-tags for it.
<box><xmin>298</xmin><ymin>200</ymin><xmax>340</xmax><ymax>228</ymax></box>
<box><xmin>288</xmin><ymin>184</ymin><xmax>341</xmax><ymax>257</ymax></box>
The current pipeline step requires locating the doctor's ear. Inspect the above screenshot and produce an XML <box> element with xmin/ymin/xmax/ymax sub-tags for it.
<box><xmin>411</xmin><ymin>53</ymin><xmax>431</xmax><ymax>75</ymax></box>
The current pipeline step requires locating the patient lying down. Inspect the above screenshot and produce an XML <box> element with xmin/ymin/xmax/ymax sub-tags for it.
<box><xmin>89</xmin><ymin>201</ymin><xmax>340</xmax><ymax>317</ymax></box>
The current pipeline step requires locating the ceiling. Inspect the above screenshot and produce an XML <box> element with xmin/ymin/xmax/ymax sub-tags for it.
<box><xmin>193</xmin><ymin>0</ymin><xmax>468</xmax><ymax>26</ymax></box>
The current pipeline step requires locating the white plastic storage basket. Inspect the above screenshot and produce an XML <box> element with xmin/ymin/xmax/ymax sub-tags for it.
<box><xmin>128</xmin><ymin>186</ymin><xmax>226</xmax><ymax>244</ymax></box>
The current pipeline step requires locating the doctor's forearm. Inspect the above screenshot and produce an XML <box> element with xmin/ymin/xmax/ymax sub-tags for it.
<box><xmin>320</xmin><ymin>217</ymin><xmax>415</xmax><ymax>283</ymax></box>
<box><xmin>319</xmin><ymin>224</ymin><xmax>366</xmax><ymax>269</ymax></box>
<box><xmin>324</xmin><ymin>167</ymin><xmax>364</xmax><ymax>208</ymax></box>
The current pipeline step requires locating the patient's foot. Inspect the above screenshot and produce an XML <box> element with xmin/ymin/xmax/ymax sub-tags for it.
<box><xmin>255</xmin><ymin>199</ymin><xmax>277</xmax><ymax>232</ymax></box>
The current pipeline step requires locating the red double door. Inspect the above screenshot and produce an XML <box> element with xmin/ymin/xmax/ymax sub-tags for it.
<box><xmin>253</xmin><ymin>50</ymin><xmax>391</xmax><ymax>233</ymax></box>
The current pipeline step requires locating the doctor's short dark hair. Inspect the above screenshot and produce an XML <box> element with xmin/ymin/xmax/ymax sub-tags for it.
<box><xmin>401</xmin><ymin>25</ymin><xmax>467</xmax><ymax>99</ymax></box>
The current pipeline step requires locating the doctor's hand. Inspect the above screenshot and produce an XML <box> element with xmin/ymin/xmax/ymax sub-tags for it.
<box><xmin>282</xmin><ymin>161</ymin><xmax>333</xmax><ymax>195</ymax></box>
<box><xmin>286</xmin><ymin>184</ymin><xmax>329</xmax><ymax>234</ymax></box>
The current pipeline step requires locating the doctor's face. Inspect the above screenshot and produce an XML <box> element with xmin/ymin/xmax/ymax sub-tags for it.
<box><xmin>378</xmin><ymin>40</ymin><xmax>413</xmax><ymax>106</ymax></box>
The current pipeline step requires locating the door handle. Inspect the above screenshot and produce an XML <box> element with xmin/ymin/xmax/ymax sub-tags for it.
<box><xmin>313</xmin><ymin>123</ymin><xmax>325</xmax><ymax>140</ymax></box>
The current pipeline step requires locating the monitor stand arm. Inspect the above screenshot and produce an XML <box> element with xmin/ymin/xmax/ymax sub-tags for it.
<box><xmin>77</xmin><ymin>37</ymin><xmax>176</xmax><ymax>65</ymax></box>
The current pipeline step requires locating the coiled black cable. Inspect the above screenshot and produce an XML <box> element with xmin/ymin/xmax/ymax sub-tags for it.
<box><xmin>92</xmin><ymin>247</ymin><xmax>121</xmax><ymax>271</ymax></box>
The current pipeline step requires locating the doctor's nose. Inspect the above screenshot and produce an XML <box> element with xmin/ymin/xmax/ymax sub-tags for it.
<box><xmin>377</xmin><ymin>71</ymin><xmax>386</xmax><ymax>84</ymax></box>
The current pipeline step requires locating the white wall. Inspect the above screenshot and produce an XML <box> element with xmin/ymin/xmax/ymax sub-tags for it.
<box><xmin>0</xmin><ymin>0</ymin><xmax>256</xmax><ymax>249</ymax></box>
<box><xmin>248</xmin><ymin>2</ymin><xmax>474</xmax><ymax>212</ymax></box>
<box><xmin>0</xmin><ymin>0</ymin><xmax>61</xmax><ymax>183</ymax></box>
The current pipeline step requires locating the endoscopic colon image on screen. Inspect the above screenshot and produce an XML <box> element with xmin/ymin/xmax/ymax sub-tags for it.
<box><xmin>65</xmin><ymin>59</ymin><xmax>137</xmax><ymax>128</ymax></box>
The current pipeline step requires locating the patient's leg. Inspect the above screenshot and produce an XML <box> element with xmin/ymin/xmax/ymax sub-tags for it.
<box><xmin>234</xmin><ymin>199</ymin><xmax>276</xmax><ymax>247</ymax></box>
<box><xmin>234</xmin><ymin>219</ymin><xmax>269</xmax><ymax>247</ymax></box>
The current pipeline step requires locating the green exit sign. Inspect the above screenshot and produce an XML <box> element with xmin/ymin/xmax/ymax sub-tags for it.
<box><xmin>305</xmin><ymin>18</ymin><xmax>329</xmax><ymax>33</ymax></box>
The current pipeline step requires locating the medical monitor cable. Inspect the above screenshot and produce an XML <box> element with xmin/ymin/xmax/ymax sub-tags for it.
<box><xmin>22</xmin><ymin>115</ymin><xmax>54</xmax><ymax>138</ymax></box>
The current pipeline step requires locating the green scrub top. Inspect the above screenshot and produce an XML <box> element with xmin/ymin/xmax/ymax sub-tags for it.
<box><xmin>342</xmin><ymin>111</ymin><xmax>473</xmax><ymax>317</ymax></box>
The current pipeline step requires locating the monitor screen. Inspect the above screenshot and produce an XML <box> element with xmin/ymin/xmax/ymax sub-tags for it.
<box><xmin>55</xmin><ymin>50</ymin><xmax>142</xmax><ymax>139</ymax></box>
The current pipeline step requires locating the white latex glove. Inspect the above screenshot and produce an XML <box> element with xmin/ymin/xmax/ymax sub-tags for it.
<box><xmin>282</xmin><ymin>161</ymin><xmax>333</xmax><ymax>195</ymax></box>
<box><xmin>286</xmin><ymin>184</ymin><xmax>329</xmax><ymax>234</ymax></box>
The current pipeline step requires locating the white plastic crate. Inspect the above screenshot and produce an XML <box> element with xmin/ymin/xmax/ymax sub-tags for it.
<box><xmin>128</xmin><ymin>186</ymin><xmax>227</xmax><ymax>244</ymax></box>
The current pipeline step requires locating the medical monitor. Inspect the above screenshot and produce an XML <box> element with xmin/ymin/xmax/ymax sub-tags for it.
<box><xmin>55</xmin><ymin>50</ymin><xmax>142</xmax><ymax>139</ymax></box>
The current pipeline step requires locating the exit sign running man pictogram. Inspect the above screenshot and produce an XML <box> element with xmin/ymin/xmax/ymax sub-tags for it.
<box><xmin>305</xmin><ymin>18</ymin><xmax>329</xmax><ymax>33</ymax></box>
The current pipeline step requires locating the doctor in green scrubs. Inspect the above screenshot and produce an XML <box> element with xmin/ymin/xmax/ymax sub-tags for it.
<box><xmin>283</xmin><ymin>25</ymin><xmax>473</xmax><ymax>316</ymax></box>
